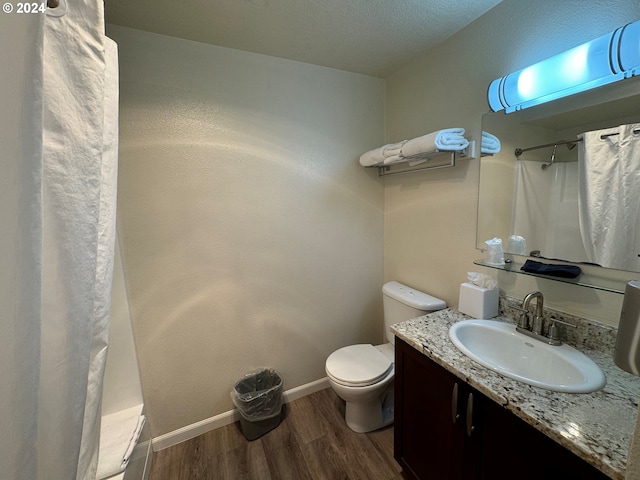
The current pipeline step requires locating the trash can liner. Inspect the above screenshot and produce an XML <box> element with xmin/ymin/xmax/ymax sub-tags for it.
<box><xmin>231</xmin><ymin>368</ymin><xmax>283</xmax><ymax>422</ymax></box>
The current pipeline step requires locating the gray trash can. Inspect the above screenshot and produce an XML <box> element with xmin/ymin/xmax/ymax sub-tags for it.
<box><xmin>231</xmin><ymin>368</ymin><xmax>283</xmax><ymax>440</ymax></box>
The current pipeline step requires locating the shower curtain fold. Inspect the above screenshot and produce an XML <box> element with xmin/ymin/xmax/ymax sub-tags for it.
<box><xmin>75</xmin><ymin>37</ymin><xmax>119</xmax><ymax>480</ymax></box>
<box><xmin>1</xmin><ymin>1</ymin><xmax>118</xmax><ymax>478</ymax></box>
<box><xmin>0</xmin><ymin>11</ymin><xmax>44</xmax><ymax>480</ymax></box>
<box><xmin>578</xmin><ymin>125</ymin><xmax>640</xmax><ymax>271</ymax></box>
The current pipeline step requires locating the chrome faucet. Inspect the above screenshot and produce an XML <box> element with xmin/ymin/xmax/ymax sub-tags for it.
<box><xmin>515</xmin><ymin>291</ymin><xmax>576</xmax><ymax>346</ymax></box>
<box><xmin>522</xmin><ymin>291</ymin><xmax>544</xmax><ymax>335</ymax></box>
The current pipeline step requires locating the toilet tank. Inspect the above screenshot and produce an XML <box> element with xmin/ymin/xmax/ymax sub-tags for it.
<box><xmin>382</xmin><ymin>281</ymin><xmax>446</xmax><ymax>343</ymax></box>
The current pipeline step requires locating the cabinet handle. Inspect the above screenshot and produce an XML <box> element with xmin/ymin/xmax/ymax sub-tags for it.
<box><xmin>466</xmin><ymin>392</ymin><xmax>475</xmax><ymax>436</ymax></box>
<box><xmin>451</xmin><ymin>383</ymin><xmax>460</xmax><ymax>424</ymax></box>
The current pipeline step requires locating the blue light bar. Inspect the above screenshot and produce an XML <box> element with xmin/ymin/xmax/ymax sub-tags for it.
<box><xmin>488</xmin><ymin>20</ymin><xmax>640</xmax><ymax>113</ymax></box>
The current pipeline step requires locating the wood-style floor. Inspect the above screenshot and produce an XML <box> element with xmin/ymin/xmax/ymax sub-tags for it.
<box><xmin>148</xmin><ymin>387</ymin><xmax>404</xmax><ymax>480</ymax></box>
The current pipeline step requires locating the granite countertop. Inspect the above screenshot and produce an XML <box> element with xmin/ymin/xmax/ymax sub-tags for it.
<box><xmin>391</xmin><ymin>308</ymin><xmax>640</xmax><ymax>480</ymax></box>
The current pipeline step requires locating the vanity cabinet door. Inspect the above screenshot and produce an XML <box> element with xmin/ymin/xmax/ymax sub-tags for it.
<box><xmin>394</xmin><ymin>337</ymin><xmax>469</xmax><ymax>480</ymax></box>
<box><xmin>477</xmin><ymin>396</ymin><xmax>609</xmax><ymax>480</ymax></box>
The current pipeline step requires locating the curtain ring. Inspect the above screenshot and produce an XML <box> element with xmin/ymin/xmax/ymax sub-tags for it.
<box><xmin>46</xmin><ymin>0</ymin><xmax>67</xmax><ymax>16</ymax></box>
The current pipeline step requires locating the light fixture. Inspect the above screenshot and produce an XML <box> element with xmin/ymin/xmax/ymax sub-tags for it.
<box><xmin>488</xmin><ymin>20</ymin><xmax>640</xmax><ymax>113</ymax></box>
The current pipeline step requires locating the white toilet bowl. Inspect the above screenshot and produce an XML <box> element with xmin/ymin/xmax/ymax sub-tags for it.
<box><xmin>325</xmin><ymin>343</ymin><xmax>395</xmax><ymax>433</ymax></box>
<box><xmin>325</xmin><ymin>281</ymin><xmax>446</xmax><ymax>433</ymax></box>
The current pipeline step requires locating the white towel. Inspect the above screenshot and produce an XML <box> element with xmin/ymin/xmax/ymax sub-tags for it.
<box><xmin>382</xmin><ymin>141</ymin><xmax>405</xmax><ymax>157</ymax></box>
<box><xmin>96</xmin><ymin>414</ymin><xmax>146</xmax><ymax>479</ymax></box>
<box><xmin>401</xmin><ymin>128</ymin><xmax>468</xmax><ymax>157</ymax></box>
<box><xmin>383</xmin><ymin>153</ymin><xmax>406</xmax><ymax>165</ymax></box>
<box><xmin>359</xmin><ymin>145</ymin><xmax>385</xmax><ymax>167</ymax></box>
<box><xmin>481</xmin><ymin>131</ymin><xmax>501</xmax><ymax>154</ymax></box>
<box><xmin>359</xmin><ymin>141</ymin><xmax>406</xmax><ymax>166</ymax></box>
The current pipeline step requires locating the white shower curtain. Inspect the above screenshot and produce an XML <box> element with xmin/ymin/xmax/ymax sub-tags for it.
<box><xmin>1</xmin><ymin>1</ymin><xmax>118</xmax><ymax>479</ymax></box>
<box><xmin>578</xmin><ymin>124</ymin><xmax>640</xmax><ymax>271</ymax></box>
<box><xmin>512</xmin><ymin>159</ymin><xmax>587</xmax><ymax>264</ymax></box>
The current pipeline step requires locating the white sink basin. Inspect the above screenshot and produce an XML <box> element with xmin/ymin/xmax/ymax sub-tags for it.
<box><xmin>449</xmin><ymin>320</ymin><xmax>606</xmax><ymax>393</ymax></box>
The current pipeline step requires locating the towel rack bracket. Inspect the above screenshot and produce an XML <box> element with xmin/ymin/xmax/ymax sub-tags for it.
<box><xmin>374</xmin><ymin>141</ymin><xmax>475</xmax><ymax>178</ymax></box>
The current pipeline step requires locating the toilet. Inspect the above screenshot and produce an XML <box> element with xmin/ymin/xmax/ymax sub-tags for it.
<box><xmin>325</xmin><ymin>281</ymin><xmax>446</xmax><ymax>433</ymax></box>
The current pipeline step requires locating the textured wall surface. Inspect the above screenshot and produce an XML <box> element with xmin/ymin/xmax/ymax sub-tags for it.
<box><xmin>109</xmin><ymin>25</ymin><xmax>385</xmax><ymax>436</ymax></box>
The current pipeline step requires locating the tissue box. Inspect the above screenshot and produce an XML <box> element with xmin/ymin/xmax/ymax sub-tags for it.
<box><xmin>458</xmin><ymin>282</ymin><xmax>498</xmax><ymax>319</ymax></box>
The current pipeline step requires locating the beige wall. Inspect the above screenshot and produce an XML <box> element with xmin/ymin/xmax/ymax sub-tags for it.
<box><xmin>385</xmin><ymin>0</ymin><xmax>640</xmax><ymax>325</ymax></box>
<box><xmin>108</xmin><ymin>25</ymin><xmax>385</xmax><ymax>437</ymax></box>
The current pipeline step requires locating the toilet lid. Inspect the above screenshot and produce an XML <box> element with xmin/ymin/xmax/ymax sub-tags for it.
<box><xmin>326</xmin><ymin>344</ymin><xmax>393</xmax><ymax>387</ymax></box>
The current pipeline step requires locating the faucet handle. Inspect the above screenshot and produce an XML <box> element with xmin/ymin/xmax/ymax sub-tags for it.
<box><xmin>550</xmin><ymin>318</ymin><xmax>577</xmax><ymax>329</ymax></box>
<box><xmin>548</xmin><ymin>318</ymin><xmax>577</xmax><ymax>345</ymax></box>
<box><xmin>512</xmin><ymin>306</ymin><xmax>530</xmax><ymax>329</ymax></box>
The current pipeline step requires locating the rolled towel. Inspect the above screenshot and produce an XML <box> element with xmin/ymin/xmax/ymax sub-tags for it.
<box><xmin>382</xmin><ymin>141</ymin><xmax>406</xmax><ymax>157</ymax></box>
<box><xmin>97</xmin><ymin>414</ymin><xmax>146</xmax><ymax>479</ymax></box>
<box><xmin>481</xmin><ymin>131</ymin><xmax>501</xmax><ymax>154</ymax></box>
<box><xmin>359</xmin><ymin>145</ymin><xmax>386</xmax><ymax>167</ymax></box>
<box><xmin>401</xmin><ymin>128</ymin><xmax>468</xmax><ymax>157</ymax></box>
<box><xmin>359</xmin><ymin>140</ymin><xmax>406</xmax><ymax>167</ymax></box>
<box><xmin>436</xmin><ymin>128</ymin><xmax>468</xmax><ymax>148</ymax></box>
<box><xmin>383</xmin><ymin>154</ymin><xmax>405</xmax><ymax>165</ymax></box>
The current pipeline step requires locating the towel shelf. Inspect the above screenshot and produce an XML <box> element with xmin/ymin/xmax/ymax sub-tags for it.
<box><xmin>371</xmin><ymin>141</ymin><xmax>475</xmax><ymax>177</ymax></box>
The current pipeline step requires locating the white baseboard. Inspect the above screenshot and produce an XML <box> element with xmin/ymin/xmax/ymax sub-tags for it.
<box><xmin>151</xmin><ymin>377</ymin><xmax>330</xmax><ymax>452</ymax></box>
<box><xmin>282</xmin><ymin>376</ymin><xmax>329</xmax><ymax>403</ymax></box>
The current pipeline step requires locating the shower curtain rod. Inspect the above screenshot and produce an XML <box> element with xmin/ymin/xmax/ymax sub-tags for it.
<box><xmin>515</xmin><ymin>138</ymin><xmax>582</xmax><ymax>157</ymax></box>
<box><xmin>516</xmin><ymin>128</ymin><xmax>640</xmax><ymax>157</ymax></box>
<box><xmin>600</xmin><ymin>128</ymin><xmax>640</xmax><ymax>139</ymax></box>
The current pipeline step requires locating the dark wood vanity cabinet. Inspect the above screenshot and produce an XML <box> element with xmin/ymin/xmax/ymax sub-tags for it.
<box><xmin>393</xmin><ymin>336</ymin><xmax>474</xmax><ymax>479</ymax></box>
<box><xmin>394</xmin><ymin>337</ymin><xmax>610</xmax><ymax>480</ymax></box>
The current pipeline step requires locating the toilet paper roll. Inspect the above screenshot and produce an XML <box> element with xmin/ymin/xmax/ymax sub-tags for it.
<box><xmin>614</xmin><ymin>280</ymin><xmax>640</xmax><ymax>376</ymax></box>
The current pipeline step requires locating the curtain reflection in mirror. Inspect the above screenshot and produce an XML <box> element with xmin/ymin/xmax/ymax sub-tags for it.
<box><xmin>578</xmin><ymin>124</ymin><xmax>640</xmax><ymax>271</ymax></box>
<box><xmin>512</xmin><ymin>160</ymin><xmax>586</xmax><ymax>263</ymax></box>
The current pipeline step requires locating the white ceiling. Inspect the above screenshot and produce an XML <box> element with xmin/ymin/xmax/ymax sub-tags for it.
<box><xmin>105</xmin><ymin>0</ymin><xmax>502</xmax><ymax>78</ymax></box>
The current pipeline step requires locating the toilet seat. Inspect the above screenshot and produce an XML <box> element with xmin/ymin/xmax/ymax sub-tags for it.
<box><xmin>325</xmin><ymin>344</ymin><xmax>393</xmax><ymax>387</ymax></box>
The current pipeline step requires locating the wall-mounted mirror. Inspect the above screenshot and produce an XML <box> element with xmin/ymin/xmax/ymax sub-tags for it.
<box><xmin>478</xmin><ymin>79</ymin><xmax>640</xmax><ymax>286</ymax></box>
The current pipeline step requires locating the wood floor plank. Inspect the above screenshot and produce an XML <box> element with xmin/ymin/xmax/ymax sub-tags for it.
<box><xmin>366</xmin><ymin>424</ymin><xmax>404</xmax><ymax>476</ymax></box>
<box><xmin>308</xmin><ymin>389</ymin><xmax>402</xmax><ymax>480</ymax></box>
<box><xmin>212</xmin><ymin>440</ymin><xmax>271</xmax><ymax>479</ymax></box>
<box><xmin>200</xmin><ymin>418</ymin><xmax>251</xmax><ymax>456</ymax></box>
<box><xmin>299</xmin><ymin>434</ymin><xmax>352</xmax><ymax>480</ymax></box>
<box><xmin>284</xmin><ymin>393</ymin><xmax>328</xmax><ymax>444</ymax></box>
<box><xmin>260</xmin><ymin>418</ymin><xmax>314</xmax><ymax>480</ymax></box>
<box><xmin>149</xmin><ymin>434</ymin><xmax>214</xmax><ymax>480</ymax></box>
<box><xmin>148</xmin><ymin>388</ymin><xmax>403</xmax><ymax>480</ymax></box>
